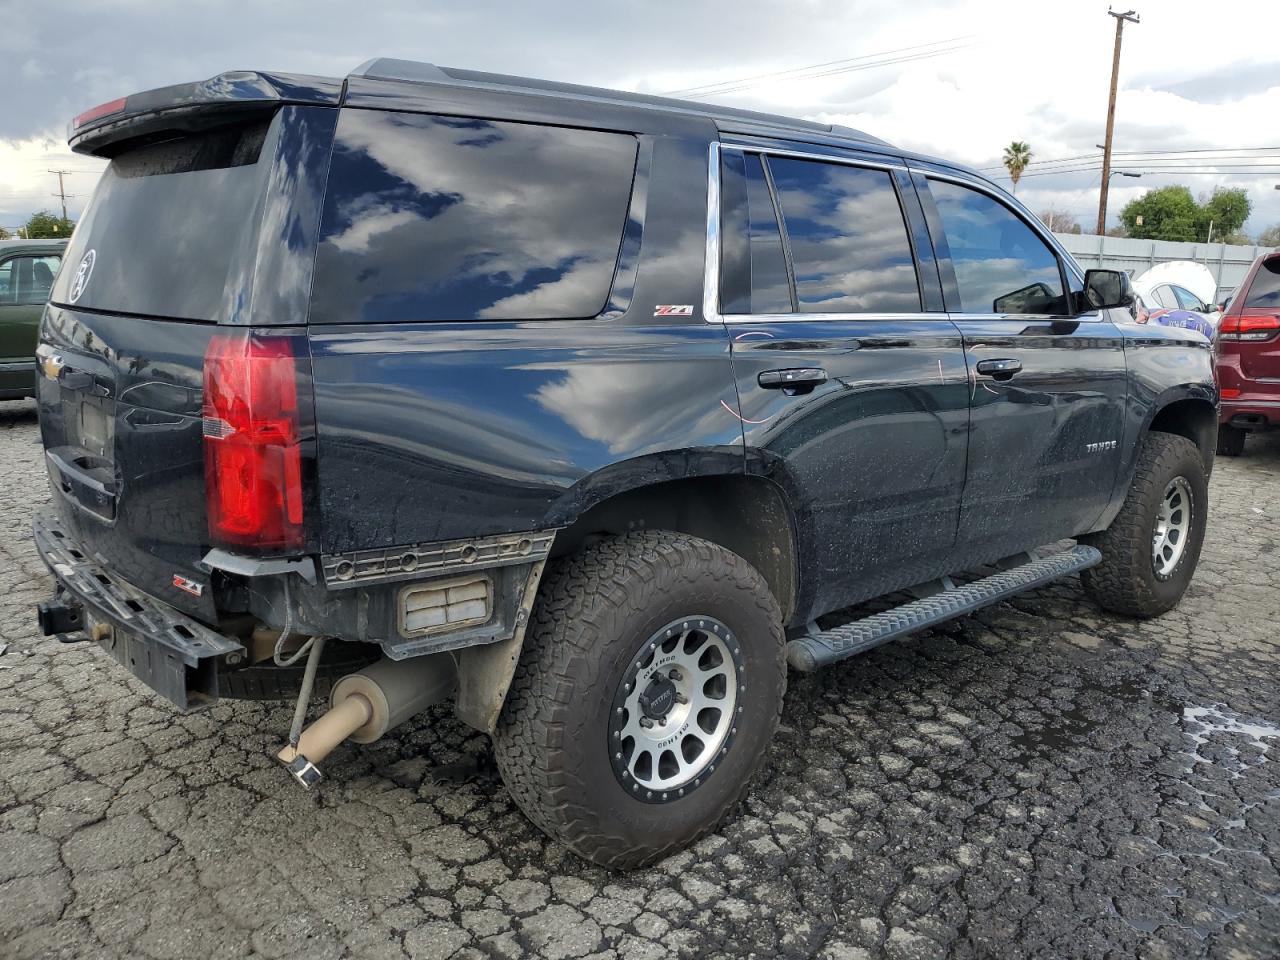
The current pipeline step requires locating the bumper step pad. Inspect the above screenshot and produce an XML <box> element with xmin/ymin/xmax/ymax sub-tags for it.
<box><xmin>786</xmin><ymin>545</ymin><xmax>1102</xmax><ymax>672</ymax></box>
<box><xmin>32</xmin><ymin>510</ymin><xmax>243</xmax><ymax>710</ymax></box>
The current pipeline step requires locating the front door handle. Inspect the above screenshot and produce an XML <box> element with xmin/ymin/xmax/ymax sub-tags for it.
<box><xmin>975</xmin><ymin>358</ymin><xmax>1022</xmax><ymax>380</ymax></box>
<box><xmin>758</xmin><ymin>367</ymin><xmax>828</xmax><ymax>391</ymax></box>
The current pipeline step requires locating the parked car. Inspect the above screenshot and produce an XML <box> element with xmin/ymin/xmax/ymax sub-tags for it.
<box><xmin>1132</xmin><ymin>262</ymin><xmax>1220</xmax><ymax>340</ymax></box>
<box><xmin>0</xmin><ymin>238</ymin><xmax>66</xmax><ymax>399</ymax></box>
<box><xmin>34</xmin><ymin>62</ymin><xmax>1217</xmax><ymax>868</ymax></box>
<box><xmin>1215</xmin><ymin>252</ymin><xmax>1280</xmax><ymax>455</ymax></box>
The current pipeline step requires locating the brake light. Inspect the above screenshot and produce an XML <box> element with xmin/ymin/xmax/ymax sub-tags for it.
<box><xmin>1220</xmin><ymin>314</ymin><xmax>1280</xmax><ymax>341</ymax></box>
<box><xmin>74</xmin><ymin>97</ymin><xmax>127</xmax><ymax>128</ymax></box>
<box><xmin>203</xmin><ymin>332</ymin><xmax>305</xmax><ymax>551</ymax></box>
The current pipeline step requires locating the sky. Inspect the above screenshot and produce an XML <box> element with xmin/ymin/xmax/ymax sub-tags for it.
<box><xmin>2</xmin><ymin>0</ymin><xmax>1278</xmax><ymax>239</ymax></box>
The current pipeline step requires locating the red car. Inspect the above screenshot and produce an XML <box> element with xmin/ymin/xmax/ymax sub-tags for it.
<box><xmin>1216</xmin><ymin>252</ymin><xmax>1280</xmax><ymax>456</ymax></box>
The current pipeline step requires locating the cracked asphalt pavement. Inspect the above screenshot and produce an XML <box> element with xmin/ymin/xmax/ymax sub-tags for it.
<box><xmin>1</xmin><ymin>396</ymin><xmax>1278</xmax><ymax>960</ymax></box>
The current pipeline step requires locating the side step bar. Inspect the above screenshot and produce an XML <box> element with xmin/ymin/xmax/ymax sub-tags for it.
<box><xmin>786</xmin><ymin>545</ymin><xmax>1102</xmax><ymax>673</ymax></box>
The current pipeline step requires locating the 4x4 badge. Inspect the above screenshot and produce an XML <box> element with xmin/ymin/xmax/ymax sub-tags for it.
<box><xmin>69</xmin><ymin>249</ymin><xmax>96</xmax><ymax>304</ymax></box>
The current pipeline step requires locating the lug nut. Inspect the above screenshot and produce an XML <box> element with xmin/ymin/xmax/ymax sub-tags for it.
<box><xmin>674</xmin><ymin>693</ymin><xmax>688</xmax><ymax>705</ymax></box>
<box><xmin>639</xmin><ymin>717</ymin><xmax>654</xmax><ymax>729</ymax></box>
<box><xmin>668</xmin><ymin>668</ymin><xmax>682</xmax><ymax>682</ymax></box>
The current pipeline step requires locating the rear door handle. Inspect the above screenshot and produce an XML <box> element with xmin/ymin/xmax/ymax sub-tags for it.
<box><xmin>975</xmin><ymin>358</ymin><xmax>1022</xmax><ymax>380</ymax></box>
<box><xmin>758</xmin><ymin>367</ymin><xmax>828</xmax><ymax>390</ymax></box>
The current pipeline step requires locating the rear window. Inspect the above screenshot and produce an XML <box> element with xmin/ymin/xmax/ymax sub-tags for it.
<box><xmin>51</xmin><ymin>115</ymin><xmax>277</xmax><ymax>321</ymax></box>
<box><xmin>310</xmin><ymin>111</ymin><xmax>638</xmax><ymax>324</ymax></box>
<box><xmin>1244</xmin><ymin>258</ymin><xmax>1280</xmax><ymax>309</ymax></box>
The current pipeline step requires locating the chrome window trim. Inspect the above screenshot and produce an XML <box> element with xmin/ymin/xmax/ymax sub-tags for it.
<box><xmin>704</xmin><ymin>141</ymin><xmax>944</xmax><ymax>326</ymax></box>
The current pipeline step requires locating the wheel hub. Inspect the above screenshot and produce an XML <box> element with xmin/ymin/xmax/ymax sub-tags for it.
<box><xmin>638</xmin><ymin>676</ymin><xmax>678</xmax><ymax>720</ymax></box>
<box><xmin>607</xmin><ymin>616</ymin><xmax>743</xmax><ymax>803</ymax></box>
<box><xmin>1152</xmin><ymin>475</ymin><xmax>1192</xmax><ymax>580</ymax></box>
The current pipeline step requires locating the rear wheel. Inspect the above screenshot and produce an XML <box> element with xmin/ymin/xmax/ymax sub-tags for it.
<box><xmin>1216</xmin><ymin>423</ymin><xmax>1246</xmax><ymax>457</ymax></box>
<box><xmin>1082</xmin><ymin>432</ymin><xmax>1208</xmax><ymax>617</ymax></box>
<box><xmin>493</xmin><ymin>531</ymin><xmax>786</xmax><ymax>869</ymax></box>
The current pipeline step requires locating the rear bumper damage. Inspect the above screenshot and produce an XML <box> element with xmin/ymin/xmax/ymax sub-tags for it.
<box><xmin>32</xmin><ymin>509</ymin><xmax>244</xmax><ymax>710</ymax></box>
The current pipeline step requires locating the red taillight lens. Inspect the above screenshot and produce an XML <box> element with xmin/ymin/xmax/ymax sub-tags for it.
<box><xmin>74</xmin><ymin>97</ymin><xmax>127</xmax><ymax>128</ymax></box>
<box><xmin>1220</xmin><ymin>313</ymin><xmax>1280</xmax><ymax>341</ymax></box>
<box><xmin>203</xmin><ymin>332</ymin><xmax>305</xmax><ymax>551</ymax></box>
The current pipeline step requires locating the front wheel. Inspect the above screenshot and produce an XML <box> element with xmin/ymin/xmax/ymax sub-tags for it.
<box><xmin>1081</xmin><ymin>432</ymin><xmax>1208</xmax><ymax>617</ymax></box>
<box><xmin>493</xmin><ymin>531</ymin><xmax>786</xmax><ymax>869</ymax></box>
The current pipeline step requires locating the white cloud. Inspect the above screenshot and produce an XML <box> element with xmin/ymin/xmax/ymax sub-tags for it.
<box><xmin>4</xmin><ymin>0</ymin><xmax>1279</xmax><ymax>235</ymax></box>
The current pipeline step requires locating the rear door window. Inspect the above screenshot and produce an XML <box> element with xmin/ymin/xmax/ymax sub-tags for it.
<box><xmin>311</xmin><ymin>111</ymin><xmax>638</xmax><ymax>324</ymax></box>
<box><xmin>719</xmin><ymin>152</ymin><xmax>792</xmax><ymax>314</ymax></box>
<box><xmin>1244</xmin><ymin>259</ymin><xmax>1280</xmax><ymax>309</ymax></box>
<box><xmin>928</xmin><ymin>179</ymin><xmax>1067</xmax><ymax>315</ymax></box>
<box><xmin>769</xmin><ymin>158</ymin><xmax>921</xmax><ymax>313</ymax></box>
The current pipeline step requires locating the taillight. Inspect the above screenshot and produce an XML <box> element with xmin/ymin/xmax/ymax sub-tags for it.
<box><xmin>203</xmin><ymin>332</ymin><xmax>305</xmax><ymax>551</ymax></box>
<box><xmin>74</xmin><ymin>97</ymin><xmax>127</xmax><ymax>128</ymax></box>
<box><xmin>1220</xmin><ymin>314</ymin><xmax>1280</xmax><ymax>342</ymax></box>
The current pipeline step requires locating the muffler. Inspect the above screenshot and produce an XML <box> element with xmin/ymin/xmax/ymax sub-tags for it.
<box><xmin>277</xmin><ymin>653</ymin><xmax>455</xmax><ymax>788</ymax></box>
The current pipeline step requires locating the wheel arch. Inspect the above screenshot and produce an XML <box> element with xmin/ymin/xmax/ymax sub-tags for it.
<box><xmin>1146</xmin><ymin>391</ymin><xmax>1218</xmax><ymax>470</ymax></box>
<box><xmin>549</xmin><ymin>472</ymin><xmax>799</xmax><ymax>623</ymax></box>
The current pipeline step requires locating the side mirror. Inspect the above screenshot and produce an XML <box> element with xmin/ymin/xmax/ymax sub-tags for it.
<box><xmin>1081</xmin><ymin>269</ymin><xmax>1135</xmax><ymax>314</ymax></box>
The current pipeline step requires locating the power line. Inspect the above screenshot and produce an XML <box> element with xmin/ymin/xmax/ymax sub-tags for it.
<box><xmin>978</xmin><ymin>146</ymin><xmax>1280</xmax><ymax>173</ymax></box>
<box><xmin>662</xmin><ymin>36</ymin><xmax>974</xmax><ymax>98</ymax></box>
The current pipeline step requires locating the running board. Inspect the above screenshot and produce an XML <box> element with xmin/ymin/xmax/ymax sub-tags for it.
<box><xmin>786</xmin><ymin>545</ymin><xmax>1102</xmax><ymax>673</ymax></box>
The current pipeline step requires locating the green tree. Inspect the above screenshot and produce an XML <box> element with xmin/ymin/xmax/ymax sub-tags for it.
<box><xmin>1260</xmin><ymin>224</ymin><xmax>1280</xmax><ymax>248</ymax></box>
<box><xmin>1003</xmin><ymin>141</ymin><xmax>1032</xmax><ymax>192</ymax></box>
<box><xmin>0</xmin><ymin>226</ymin><xmax>11</xmax><ymax>239</ymax></box>
<box><xmin>1121</xmin><ymin>186</ymin><xmax>1200</xmax><ymax>241</ymax></box>
<box><xmin>22</xmin><ymin>210</ymin><xmax>75</xmax><ymax>239</ymax></box>
<box><xmin>1198</xmin><ymin>187</ymin><xmax>1250</xmax><ymax>241</ymax></box>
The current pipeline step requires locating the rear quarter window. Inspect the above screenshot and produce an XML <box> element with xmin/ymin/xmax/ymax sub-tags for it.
<box><xmin>1244</xmin><ymin>258</ymin><xmax>1280</xmax><ymax>309</ymax></box>
<box><xmin>310</xmin><ymin>111</ymin><xmax>638</xmax><ymax>324</ymax></box>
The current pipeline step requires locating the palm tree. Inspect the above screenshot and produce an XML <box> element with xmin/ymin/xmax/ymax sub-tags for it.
<box><xmin>1003</xmin><ymin>141</ymin><xmax>1033</xmax><ymax>192</ymax></box>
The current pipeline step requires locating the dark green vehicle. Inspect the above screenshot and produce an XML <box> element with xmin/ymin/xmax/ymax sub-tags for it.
<box><xmin>0</xmin><ymin>239</ymin><xmax>66</xmax><ymax>399</ymax></box>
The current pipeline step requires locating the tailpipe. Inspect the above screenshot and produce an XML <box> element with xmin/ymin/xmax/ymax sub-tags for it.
<box><xmin>277</xmin><ymin>653</ymin><xmax>455</xmax><ymax>788</ymax></box>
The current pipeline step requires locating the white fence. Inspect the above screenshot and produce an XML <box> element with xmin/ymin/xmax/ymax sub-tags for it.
<box><xmin>1054</xmin><ymin>233</ymin><xmax>1275</xmax><ymax>299</ymax></box>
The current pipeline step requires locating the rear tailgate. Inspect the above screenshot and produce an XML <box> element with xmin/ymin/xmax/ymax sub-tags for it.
<box><xmin>40</xmin><ymin>102</ymin><xmax>337</xmax><ymax>623</ymax></box>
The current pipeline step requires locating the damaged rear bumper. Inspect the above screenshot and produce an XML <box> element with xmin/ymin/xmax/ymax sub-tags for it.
<box><xmin>32</xmin><ymin>509</ymin><xmax>244</xmax><ymax>711</ymax></box>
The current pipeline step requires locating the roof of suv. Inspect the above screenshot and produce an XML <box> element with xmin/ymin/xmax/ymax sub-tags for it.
<box><xmin>349</xmin><ymin>58</ymin><xmax>891</xmax><ymax>148</ymax></box>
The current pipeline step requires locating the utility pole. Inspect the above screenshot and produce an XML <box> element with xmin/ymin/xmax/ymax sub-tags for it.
<box><xmin>48</xmin><ymin>169</ymin><xmax>75</xmax><ymax>221</ymax></box>
<box><xmin>1096</xmin><ymin>8</ymin><xmax>1139</xmax><ymax>235</ymax></box>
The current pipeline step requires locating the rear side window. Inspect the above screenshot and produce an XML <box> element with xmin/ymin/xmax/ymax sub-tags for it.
<box><xmin>0</xmin><ymin>255</ymin><xmax>60</xmax><ymax>304</ymax></box>
<box><xmin>1244</xmin><ymin>259</ymin><xmax>1280</xmax><ymax>309</ymax></box>
<box><xmin>928</xmin><ymin>179</ymin><xmax>1067</xmax><ymax>315</ymax></box>
<box><xmin>769</xmin><ymin>158</ymin><xmax>921</xmax><ymax>313</ymax></box>
<box><xmin>311</xmin><ymin>111</ymin><xmax>638</xmax><ymax>324</ymax></box>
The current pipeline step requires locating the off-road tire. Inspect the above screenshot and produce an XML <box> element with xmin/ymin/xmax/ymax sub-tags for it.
<box><xmin>1081</xmin><ymin>432</ymin><xmax>1208</xmax><ymax>617</ymax></box>
<box><xmin>1216</xmin><ymin>423</ymin><xmax>1246</xmax><ymax>457</ymax></box>
<box><xmin>493</xmin><ymin>531</ymin><xmax>786</xmax><ymax>869</ymax></box>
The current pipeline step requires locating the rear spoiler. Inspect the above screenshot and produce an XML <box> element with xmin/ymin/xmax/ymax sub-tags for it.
<box><xmin>68</xmin><ymin>70</ymin><xmax>343</xmax><ymax>157</ymax></box>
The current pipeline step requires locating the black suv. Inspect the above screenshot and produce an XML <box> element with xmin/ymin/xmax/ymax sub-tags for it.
<box><xmin>34</xmin><ymin>61</ymin><xmax>1217</xmax><ymax>868</ymax></box>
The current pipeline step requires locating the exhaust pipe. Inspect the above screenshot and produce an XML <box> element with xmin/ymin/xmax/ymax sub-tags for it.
<box><xmin>277</xmin><ymin>653</ymin><xmax>455</xmax><ymax>788</ymax></box>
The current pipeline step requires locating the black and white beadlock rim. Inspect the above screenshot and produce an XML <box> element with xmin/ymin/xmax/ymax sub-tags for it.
<box><xmin>1152</xmin><ymin>475</ymin><xmax>1193</xmax><ymax>580</ymax></box>
<box><xmin>607</xmin><ymin>616</ymin><xmax>744</xmax><ymax>803</ymax></box>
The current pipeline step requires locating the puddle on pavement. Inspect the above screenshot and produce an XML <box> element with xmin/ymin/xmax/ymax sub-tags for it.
<box><xmin>1181</xmin><ymin>704</ymin><xmax>1280</xmax><ymax>775</ymax></box>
